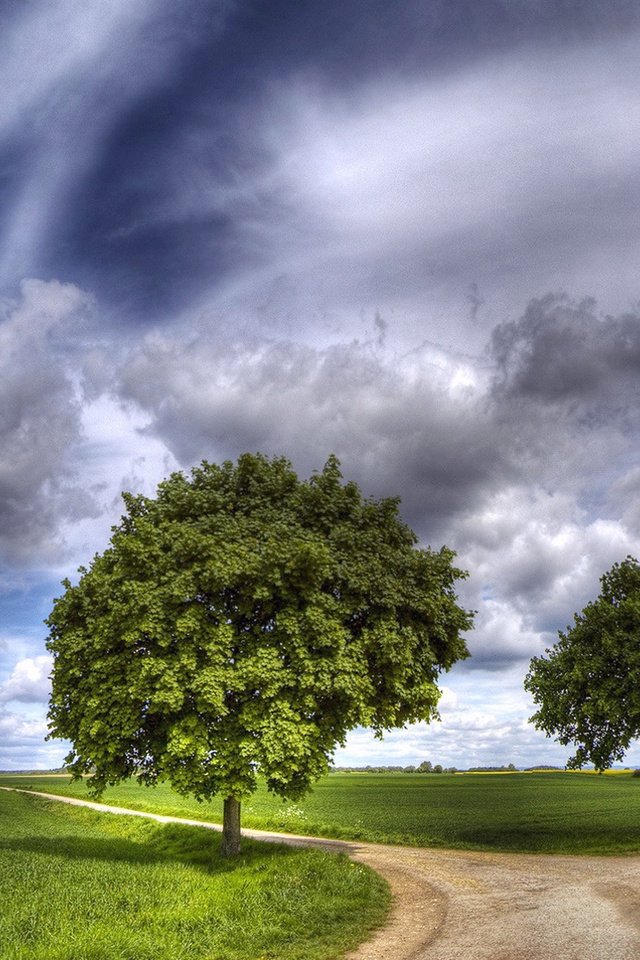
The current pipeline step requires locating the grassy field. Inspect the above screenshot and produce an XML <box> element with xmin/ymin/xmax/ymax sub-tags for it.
<box><xmin>3</xmin><ymin>771</ymin><xmax>640</xmax><ymax>855</ymax></box>
<box><xmin>0</xmin><ymin>789</ymin><xmax>389</xmax><ymax>960</ymax></box>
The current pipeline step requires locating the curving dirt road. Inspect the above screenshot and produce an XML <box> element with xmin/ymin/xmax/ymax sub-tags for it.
<box><xmin>343</xmin><ymin>843</ymin><xmax>640</xmax><ymax>960</ymax></box>
<box><xmin>4</xmin><ymin>787</ymin><xmax>640</xmax><ymax>960</ymax></box>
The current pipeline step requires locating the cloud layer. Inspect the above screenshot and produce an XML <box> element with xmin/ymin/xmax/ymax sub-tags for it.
<box><xmin>3</xmin><ymin>282</ymin><xmax>640</xmax><ymax>767</ymax></box>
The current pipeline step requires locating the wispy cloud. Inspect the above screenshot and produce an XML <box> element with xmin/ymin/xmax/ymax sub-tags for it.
<box><xmin>0</xmin><ymin>0</ymin><xmax>235</xmax><ymax>290</ymax></box>
<box><xmin>174</xmin><ymin>36</ymin><xmax>640</xmax><ymax>349</ymax></box>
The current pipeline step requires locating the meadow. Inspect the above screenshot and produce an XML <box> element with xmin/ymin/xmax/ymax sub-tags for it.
<box><xmin>0</xmin><ymin>788</ymin><xmax>389</xmax><ymax>960</ymax></box>
<box><xmin>3</xmin><ymin>770</ymin><xmax>640</xmax><ymax>855</ymax></box>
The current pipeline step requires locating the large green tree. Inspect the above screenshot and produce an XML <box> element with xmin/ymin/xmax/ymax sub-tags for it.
<box><xmin>47</xmin><ymin>454</ymin><xmax>472</xmax><ymax>855</ymax></box>
<box><xmin>525</xmin><ymin>556</ymin><xmax>640</xmax><ymax>771</ymax></box>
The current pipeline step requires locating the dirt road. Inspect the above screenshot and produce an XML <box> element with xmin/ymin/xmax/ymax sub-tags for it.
<box><xmin>344</xmin><ymin>843</ymin><xmax>640</xmax><ymax>960</ymax></box>
<box><xmin>5</xmin><ymin>787</ymin><xmax>640</xmax><ymax>960</ymax></box>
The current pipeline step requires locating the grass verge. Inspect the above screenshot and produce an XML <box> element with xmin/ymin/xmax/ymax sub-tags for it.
<box><xmin>0</xmin><ymin>789</ymin><xmax>389</xmax><ymax>960</ymax></box>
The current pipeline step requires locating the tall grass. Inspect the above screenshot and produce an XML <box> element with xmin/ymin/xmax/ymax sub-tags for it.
<box><xmin>0</xmin><ymin>790</ymin><xmax>389</xmax><ymax>960</ymax></box>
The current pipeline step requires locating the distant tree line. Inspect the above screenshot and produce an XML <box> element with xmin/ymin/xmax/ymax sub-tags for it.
<box><xmin>330</xmin><ymin>761</ymin><xmax>520</xmax><ymax>774</ymax></box>
<box><xmin>330</xmin><ymin>761</ymin><xmax>459</xmax><ymax>774</ymax></box>
<box><xmin>466</xmin><ymin>763</ymin><xmax>517</xmax><ymax>772</ymax></box>
<box><xmin>522</xmin><ymin>765</ymin><xmax>563</xmax><ymax>771</ymax></box>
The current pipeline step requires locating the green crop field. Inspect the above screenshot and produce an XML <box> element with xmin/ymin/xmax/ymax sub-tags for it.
<box><xmin>3</xmin><ymin>770</ymin><xmax>640</xmax><ymax>855</ymax></box>
<box><xmin>0</xmin><ymin>789</ymin><xmax>389</xmax><ymax>960</ymax></box>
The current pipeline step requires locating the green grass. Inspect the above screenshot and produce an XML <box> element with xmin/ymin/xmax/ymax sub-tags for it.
<box><xmin>0</xmin><ymin>789</ymin><xmax>389</xmax><ymax>960</ymax></box>
<box><xmin>3</xmin><ymin>770</ymin><xmax>640</xmax><ymax>855</ymax></box>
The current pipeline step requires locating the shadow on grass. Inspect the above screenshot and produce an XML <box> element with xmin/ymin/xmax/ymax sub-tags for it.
<box><xmin>0</xmin><ymin>824</ymin><xmax>306</xmax><ymax>875</ymax></box>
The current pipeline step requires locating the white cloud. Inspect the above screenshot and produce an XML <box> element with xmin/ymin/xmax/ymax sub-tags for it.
<box><xmin>335</xmin><ymin>663</ymin><xmax>640</xmax><ymax>770</ymax></box>
<box><xmin>455</xmin><ymin>486</ymin><xmax>638</xmax><ymax>637</ymax></box>
<box><xmin>0</xmin><ymin>708</ymin><xmax>66</xmax><ymax>770</ymax></box>
<box><xmin>0</xmin><ymin>712</ymin><xmax>48</xmax><ymax>742</ymax></box>
<box><xmin>462</xmin><ymin>599</ymin><xmax>547</xmax><ymax>669</ymax></box>
<box><xmin>0</xmin><ymin>656</ymin><xmax>52</xmax><ymax>705</ymax></box>
<box><xmin>51</xmin><ymin>394</ymin><xmax>180</xmax><ymax>576</ymax></box>
<box><xmin>606</xmin><ymin>466</ymin><xmax>640</xmax><ymax>538</ymax></box>
<box><xmin>0</xmin><ymin>279</ymin><xmax>98</xmax><ymax>564</ymax></box>
<box><xmin>0</xmin><ymin>277</ymin><xmax>180</xmax><ymax>572</ymax></box>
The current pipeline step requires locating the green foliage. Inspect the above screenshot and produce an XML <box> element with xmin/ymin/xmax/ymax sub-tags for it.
<box><xmin>0</xmin><ymin>789</ymin><xmax>389</xmax><ymax>960</ymax></box>
<box><xmin>6</xmin><ymin>771</ymin><xmax>640</xmax><ymax>855</ymax></box>
<box><xmin>47</xmin><ymin>454</ymin><xmax>471</xmax><ymax>810</ymax></box>
<box><xmin>525</xmin><ymin>556</ymin><xmax>640</xmax><ymax>771</ymax></box>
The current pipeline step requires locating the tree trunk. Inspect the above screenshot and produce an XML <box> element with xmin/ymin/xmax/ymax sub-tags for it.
<box><xmin>221</xmin><ymin>796</ymin><xmax>241</xmax><ymax>856</ymax></box>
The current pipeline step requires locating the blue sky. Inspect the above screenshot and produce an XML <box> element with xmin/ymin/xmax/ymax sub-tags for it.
<box><xmin>1</xmin><ymin>0</ymin><xmax>640</xmax><ymax>771</ymax></box>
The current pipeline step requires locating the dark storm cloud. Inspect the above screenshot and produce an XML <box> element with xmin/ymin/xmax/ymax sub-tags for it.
<box><xmin>490</xmin><ymin>295</ymin><xmax>640</xmax><ymax>423</ymax></box>
<box><xmin>119</xmin><ymin>333</ymin><xmax>503</xmax><ymax>540</ymax></box>
<box><xmin>449</xmin><ymin>289</ymin><xmax>640</xmax><ymax>668</ymax></box>
<box><xmin>117</xmin><ymin>294</ymin><xmax>640</xmax><ymax>550</ymax></box>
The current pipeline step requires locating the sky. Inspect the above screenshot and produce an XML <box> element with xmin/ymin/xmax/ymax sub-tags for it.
<box><xmin>1</xmin><ymin>0</ymin><xmax>640</xmax><ymax>772</ymax></box>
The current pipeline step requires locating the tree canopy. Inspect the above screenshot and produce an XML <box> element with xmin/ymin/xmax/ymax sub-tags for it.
<box><xmin>47</xmin><ymin>453</ymin><xmax>472</xmax><ymax>853</ymax></box>
<box><xmin>525</xmin><ymin>556</ymin><xmax>640</xmax><ymax>771</ymax></box>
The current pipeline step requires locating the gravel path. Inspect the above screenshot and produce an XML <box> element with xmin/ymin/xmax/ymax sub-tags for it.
<box><xmin>4</xmin><ymin>787</ymin><xmax>640</xmax><ymax>960</ymax></box>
